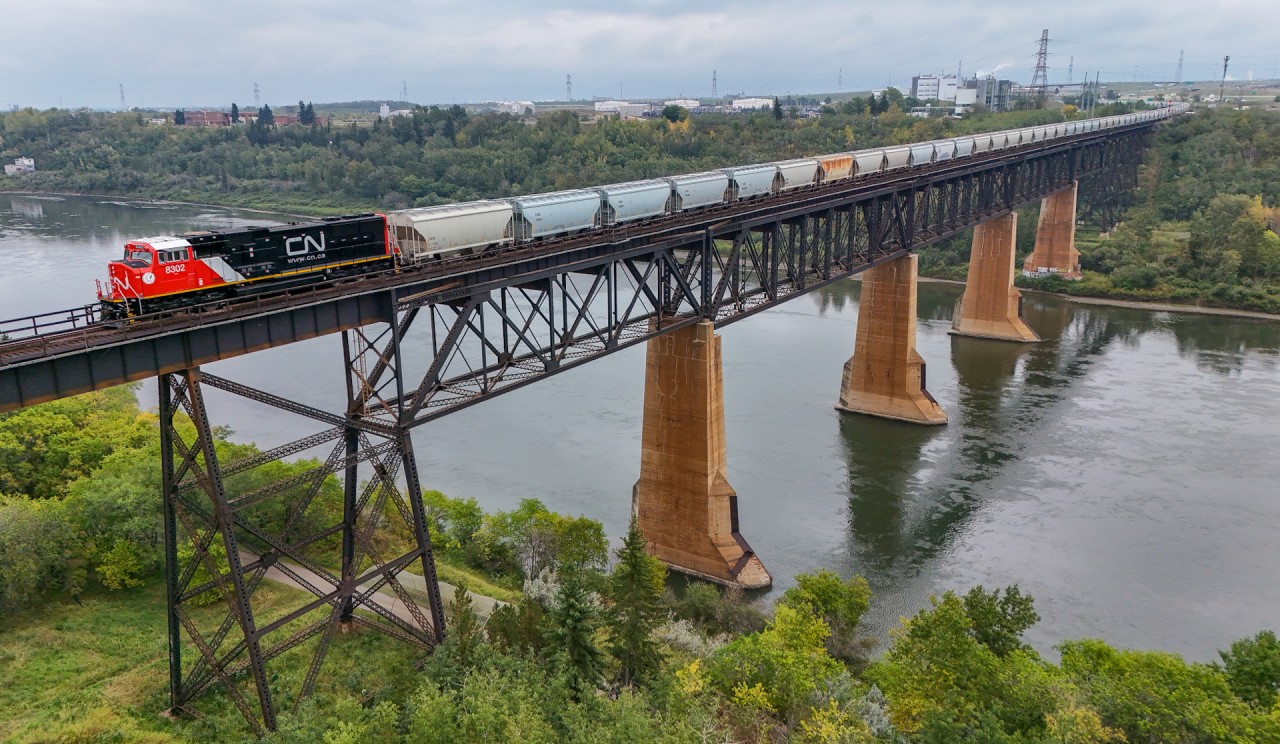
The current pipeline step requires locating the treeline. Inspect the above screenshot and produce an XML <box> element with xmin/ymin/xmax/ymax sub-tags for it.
<box><xmin>0</xmin><ymin>99</ymin><xmax>1139</xmax><ymax>215</ymax></box>
<box><xmin>3</xmin><ymin>389</ymin><xmax>1280</xmax><ymax>741</ymax></box>
<box><xmin>921</xmin><ymin>107</ymin><xmax>1280</xmax><ymax>313</ymax></box>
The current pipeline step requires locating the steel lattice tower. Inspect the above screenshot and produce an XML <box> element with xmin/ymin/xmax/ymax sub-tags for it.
<box><xmin>1175</xmin><ymin>50</ymin><xmax>1184</xmax><ymax>83</ymax></box>
<box><xmin>1031</xmin><ymin>29</ymin><xmax>1050</xmax><ymax>101</ymax></box>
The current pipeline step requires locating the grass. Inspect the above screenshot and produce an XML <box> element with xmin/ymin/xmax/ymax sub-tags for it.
<box><xmin>0</xmin><ymin>575</ymin><xmax>429</xmax><ymax>743</ymax></box>
<box><xmin>430</xmin><ymin>558</ymin><xmax>522</xmax><ymax>604</ymax></box>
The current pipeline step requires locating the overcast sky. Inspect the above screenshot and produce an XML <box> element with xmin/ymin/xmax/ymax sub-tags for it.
<box><xmin>3</xmin><ymin>0</ymin><xmax>1277</xmax><ymax>110</ymax></box>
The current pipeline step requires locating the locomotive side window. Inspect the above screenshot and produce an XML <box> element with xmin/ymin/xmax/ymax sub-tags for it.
<box><xmin>160</xmin><ymin>249</ymin><xmax>186</xmax><ymax>263</ymax></box>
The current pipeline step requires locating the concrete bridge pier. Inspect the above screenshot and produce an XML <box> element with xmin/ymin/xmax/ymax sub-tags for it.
<box><xmin>1023</xmin><ymin>181</ymin><xmax>1082</xmax><ymax>279</ymax></box>
<box><xmin>951</xmin><ymin>213</ymin><xmax>1040</xmax><ymax>342</ymax></box>
<box><xmin>836</xmin><ymin>254</ymin><xmax>948</xmax><ymax>425</ymax></box>
<box><xmin>633</xmin><ymin>320</ymin><xmax>772</xmax><ymax>589</ymax></box>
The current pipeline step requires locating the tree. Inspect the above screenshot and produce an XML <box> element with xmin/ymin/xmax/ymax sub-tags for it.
<box><xmin>230</xmin><ymin>103</ymin><xmax>239</xmax><ymax>123</ymax></box>
<box><xmin>1218</xmin><ymin>630</ymin><xmax>1280</xmax><ymax>708</ymax></box>
<box><xmin>173</xmin><ymin>109</ymin><xmax>185</xmax><ymax>126</ymax></box>
<box><xmin>258</xmin><ymin>104</ymin><xmax>274</xmax><ymax>127</ymax></box>
<box><xmin>446</xmin><ymin>585</ymin><xmax>483</xmax><ymax>668</ymax></box>
<box><xmin>305</xmin><ymin>102</ymin><xmax>316</xmax><ymax>125</ymax></box>
<box><xmin>780</xmin><ymin>570</ymin><xmax>871</xmax><ymax>661</ymax></box>
<box><xmin>546</xmin><ymin>568</ymin><xmax>603</xmax><ymax>696</ymax></box>
<box><xmin>660</xmin><ymin>104</ymin><xmax>687</xmax><ymax>123</ymax></box>
<box><xmin>962</xmin><ymin>584</ymin><xmax>1039</xmax><ymax>658</ymax></box>
<box><xmin>773</xmin><ymin>97</ymin><xmax>783</xmax><ymax>121</ymax></box>
<box><xmin>604</xmin><ymin>518</ymin><xmax>666</xmax><ymax>686</ymax></box>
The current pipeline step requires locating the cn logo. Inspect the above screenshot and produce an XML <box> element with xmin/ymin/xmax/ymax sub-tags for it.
<box><xmin>285</xmin><ymin>233</ymin><xmax>327</xmax><ymax>256</ymax></box>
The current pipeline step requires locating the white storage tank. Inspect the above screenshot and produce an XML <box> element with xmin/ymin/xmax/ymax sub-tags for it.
<box><xmin>510</xmin><ymin>190</ymin><xmax>603</xmax><ymax>241</ymax></box>
<box><xmin>597</xmin><ymin>180</ymin><xmax>672</xmax><ymax>225</ymax></box>
<box><xmin>388</xmin><ymin>201</ymin><xmax>515</xmax><ymax>260</ymax></box>
<box><xmin>719</xmin><ymin>165</ymin><xmax>778</xmax><ymax>200</ymax></box>
<box><xmin>772</xmin><ymin>158</ymin><xmax>821</xmax><ymax>191</ymax></box>
<box><xmin>667</xmin><ymin>172</ymin><xmax>730</xmax><ymax>211</ymax></box>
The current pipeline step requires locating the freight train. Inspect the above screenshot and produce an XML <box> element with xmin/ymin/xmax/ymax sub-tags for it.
<box><xmin>98</xmin><ymin>105</ymin><xmax>1186</xmax><ymax>318</ymax></box>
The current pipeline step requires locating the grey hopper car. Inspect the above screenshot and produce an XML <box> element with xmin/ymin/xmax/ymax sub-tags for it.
<box><xmin>953</xmin><ymin>138</ymin><xmax>976</xmax><ymax>158</ymax></box>
<box><xmin>882</xmin><ymin>147</ymin><xmax>912</xmax><ymax>170</ymax></box>
<box><xmin>931</xmin><ymin>140</ymin><xmax>958</xmax><ymax>162</ymax></box>
<box><xmin>854</xmin><ymin>149</ymin><xmax>888</xmax><ymax>174</ymax></box>
<box><xmin>908</xmin><ymin>143</ymin><xmax>935</xmax><ymax>166</ymax></box>
<box><xmin>667</xmin><ymin>172</ymin><xmax>731</xmax><ymax>210</ymax></box>
<box><xmin>772</xmin><ymin>158</ymin><xmax>821</xmax><ymax>191</ymax></box>
<box><xmin>509</xmin><ymin>190</ymin><xmax>603</xmax><ymax>241</ymax></box>
<box><xmin>597</xmin><ymin>180</ymin><xmax>673</xmax><ymax>225</ymax></box>
<box><xmin>388</xmin><ymin>200</ymin><xmax>515</xmax><ymax>261</ymax></box>
<box><xmin>720</xmin><ymin>165</ymin><xmax>778</xmax><ymax>200</ymax></box>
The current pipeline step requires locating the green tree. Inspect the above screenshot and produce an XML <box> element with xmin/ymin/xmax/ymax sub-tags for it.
<box><xmin>0</xmin><ymin>496</ymin><xmax>83</xmax><ymax>609</ymax></box>
<box><xmin>661</xmin><ymin>105</ymin><xmax>687</xmax><ymax>123</ymax></box>
<box><xmin>173</xmin><ymin>109</ymin><xmax>185</xmax><ymax>125</ymax></box>
<box><xmin>773</xmin><ymin>97</ymin><xmax>783</xmax><ymax>121</ymax></box>
<box><xmin>605</xmin><ymin>518</ymin><xmax>667</xmax><ymax>686</ymax></box>
<box><xmin>962</xmin><ymin>584</ymin><xmax>1040</xmax><ymax>658</ymax></box>
<box><xmin>258</xmin><ymin>104</ymin><xmax>274</xmax><ymax>127</ymax></box>
<box><xmin>230</xmin><ymin>102</ymin><xmax>239</xmax><ymax>123</ymax></box>
<box><xmin>1218</xmin><ymin>630</ymin><xmax>1280</xmax><ymax>708</ymax></box>
<box><xmin>780</xmin><ymin>569</ymin><xmax>871</xmax><ymax>661</ymax></box>
<box><xmin>546</xmin><ymin>568</ymin><xmax>604</xmax><ymax>696</ymax></box>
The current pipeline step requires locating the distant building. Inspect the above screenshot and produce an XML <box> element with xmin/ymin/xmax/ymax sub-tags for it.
<box><xmin>664</xmin><ymin>99</ymin><xmax>700</xmax><ymax>109</ymax></box>
<box><xmin>184</xmin><ymin>110</ymin><xmax>232</xmax><ymax>126</ymax></box>
<box><xmin>967</xmin><ymin>76</ymin><xmax>1014</xmax><ymax>112</ymax></box>
<box><xmin>3</xmin><ymin>157</ymin><xmax>35</xmax><ymax>175</ymax></box>
<box><xmin>594</xmin><ymin>100</ymin><xmax>649</xmax><ymax>117</ymax></box>
<box><xmin>732</xmin><ymin>97</ymin><xmax>773</xmax><ymax>110</ymax></box>
<box><xmin>911</xmin><ymin>75</ymin><xmax>958</xmax><ymax>101</ymax></box>
<box><xmin>495</xmin><ymin>101</ymin><xmax>536</xmax><ymax>115</ymax></box>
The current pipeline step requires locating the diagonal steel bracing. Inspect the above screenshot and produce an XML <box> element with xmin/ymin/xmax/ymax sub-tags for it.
<box><xmin>160</xmin><ymin>318</ymin><xmax>446</xmax><ymax>732</ymax></box>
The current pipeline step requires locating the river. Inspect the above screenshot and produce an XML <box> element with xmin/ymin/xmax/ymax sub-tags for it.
<box><xmin>3</xmin><ymin>193</ymin><xmax>1278</xmax><ymax>662</ymax></box>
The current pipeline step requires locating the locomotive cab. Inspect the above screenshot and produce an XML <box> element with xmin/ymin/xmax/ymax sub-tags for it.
<box><xmin>99</xmin><ymin>237</ymin><xmax>198</xmax><ymax>310</ymax></box>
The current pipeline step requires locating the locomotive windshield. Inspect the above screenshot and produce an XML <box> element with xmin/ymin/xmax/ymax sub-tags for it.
<box><xmin>126</xmin><ymin>248</ymin><xmax>153</xmax><ymax>263</ymax></box>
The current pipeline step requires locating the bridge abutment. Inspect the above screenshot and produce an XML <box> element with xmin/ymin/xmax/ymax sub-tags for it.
<box><xmin>951</xmin><ymin>213</ymin><xmax>1040</xmax><ymax>343</ymax></box>
<box><xmin>1024</xmin><ymin>181</ymin><xmax>1082</xmax><ymax>279</ymax></box>
<box><xmin>632</xmin><ymin>320</ymin><xmax>771</xmax><ymax>589</ymax></box>
<box><xmin>836</xmin><ymin>254</ymin><xmax>947</xmax><ymax>425</ymax></box>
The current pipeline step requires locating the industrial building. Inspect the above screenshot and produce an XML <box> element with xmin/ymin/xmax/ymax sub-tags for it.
<box><xmin>911</xmin><ymin>74</ymin><xmax>958</xmax><ymax>102</ymax></box>
<box><xmin>664</xmin><ymin>99</ymin><xmax>701</xmax><ymax>109</ymax></box>
<box><xmin>732</xmin><ymin>97</ymin><xmax>774</xmax><ymax>110</ymax></box>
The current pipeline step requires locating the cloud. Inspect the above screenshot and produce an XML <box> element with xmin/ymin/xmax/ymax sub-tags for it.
<box><xmin>2</xmin><ymin>0</ymin><xmax>1276</xmax><ymax>109</ymax></box>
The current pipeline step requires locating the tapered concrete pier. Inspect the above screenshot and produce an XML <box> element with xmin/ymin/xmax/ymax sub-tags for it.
<box><xmin>1024</xmin><ymin>181</ymin><xmax>1082</xmax><ymax>279</ymax></box>
<box><xmin>951</xmin><ymin>213</ymin><xmax>1040</xmax><ymax>342</ymax></box>
<box><xmin>632</xmin><ymin>321</ymin><xmax>771</xmax><ymax>589</ymax></box>
<box><xmin>836</xmin><ymin>254</ymin><xmax>947</xmax><ymax>425</ymax></box>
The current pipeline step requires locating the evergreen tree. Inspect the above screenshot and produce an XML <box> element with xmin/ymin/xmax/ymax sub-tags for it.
<box><xmin>305</xmin><ymin>102</ymin><xmax>316</xmax><ymax>126</ymax></box>
<box><xmin>173</xmin><ymin>109</ymin><xmax>185</xmax><ymax>126</ymax></box>
<box><xmin>447</xmin><ymin>585</ymin><xmax>483</xmax><ymax>668</ymax></box>
<box><xmin>258</xmin><ymin>104</ymin><xmax>274</xmax><ymax>127</ymax></box>
<box><xmin>772</xmin><ymin>96</ymin><xmax>783</xmax><ymax>121</ymax></box>
<box><xmin>604</xmin><ymin>517</ymin><xmax>666</xmax><ymax>686</ymax></box>
<box><xmin>298</xmin><ymin>99</ymin><xmax>307</xmax><ymax>125</ymax></box>
<box><xmin>229</xmin><ymin>102</ymin><xmax>239</xmax><ymax>123</ymax></box>
<box><xmin>546</xmin><ymin>568</ymin><xmax>603</xmax><ymax>696</ymax></box>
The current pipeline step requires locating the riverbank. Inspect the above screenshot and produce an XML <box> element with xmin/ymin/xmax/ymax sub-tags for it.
<box><xmin>2</xmin><ymin>189</ymin><xmax>344</xmax><ymax>220</ymax></box>
<box><xmin>916</xmin><ymin>275</ymin><xmax>1280</xmax><ymax>322</ymax></box>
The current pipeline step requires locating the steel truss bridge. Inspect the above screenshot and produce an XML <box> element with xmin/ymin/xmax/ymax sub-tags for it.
<box><xmin>0</xmin><ymin>121</ymin><xmax>1153</xmax><ymax>732</ymax></box>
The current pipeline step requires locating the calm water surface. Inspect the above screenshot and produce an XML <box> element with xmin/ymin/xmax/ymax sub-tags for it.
<box><xmin>3</xmin><ymin>194</ymin><xmax>1279</xmax><ymax>661</ymax></box>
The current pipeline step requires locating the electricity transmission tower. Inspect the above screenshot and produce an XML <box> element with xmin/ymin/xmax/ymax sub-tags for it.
<box><xmin>253</xmin><ymin>83</ymin><xmax>261</xmax><ymax>107</ymax></box>
<box><xmin>1175</xmin><ymin>50</ymin><xmax>1184</xmax><ymax>83</ymax></box>
<box><xmin>1219</xmin><ymin>56</ymin><xmax>1229</xmax><ymax>104</ymax></box>
<box><xmin>1031</xmin><ymin>29</ymin><xmax>1050</xmax><ymax>103</ymax></box>
<box><xmin>118</xmin><ymin>84</ymin><xmax>126</xmax><ymax>110</ymax></box>
<box><xmin>566</xmin><ymin>74</ymin><xmax>572</xmax><ymax>101</ymax></box>
<box><xmin>712</xmin><ymin>70</ymin><xmax>717</xmax><ymax>98</ymax></box>
<box><xmin>1067</xmin><ymin>56</ymin><xmax>1073</xmax><ymax>84</ymax></box>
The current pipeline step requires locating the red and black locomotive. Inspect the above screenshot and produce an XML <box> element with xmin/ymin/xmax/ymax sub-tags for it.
<box><xmin>98</xmin><ymin>214</ymin><xmax>392</xmax><ymax>318</ymax></box>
